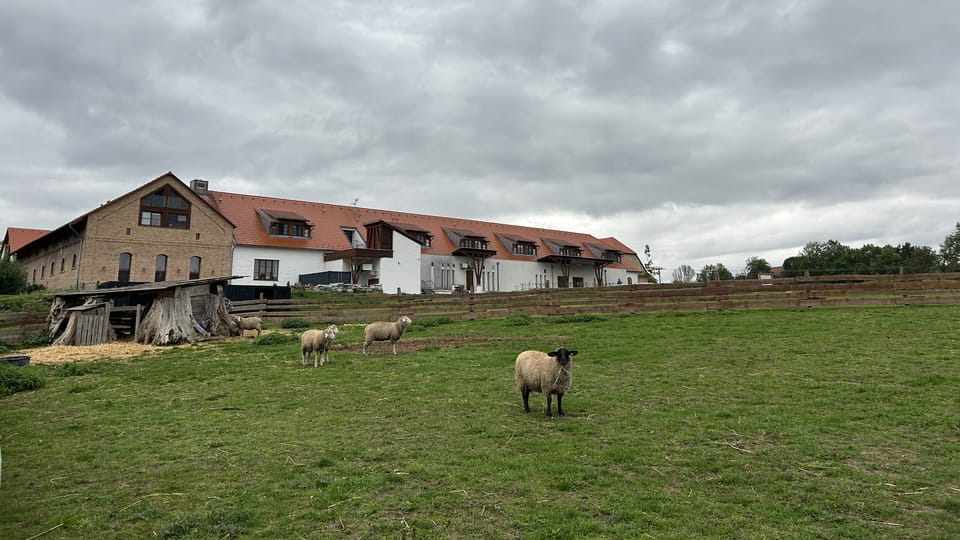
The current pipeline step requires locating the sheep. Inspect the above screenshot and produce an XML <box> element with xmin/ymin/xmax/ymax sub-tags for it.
<box><xmin>515</xmin><ymin>347</ymin><xmax>579</xmax><ymax>417</ymax></box>
<box><xmin>362</xmin><ymin>315</ymin><xmax>413</xmax><ymax>355</ymax></box>
<box><xmin>300</xmin><ymin>324</ymin><xmax>339</xmax><ymax>367</ymax></box>
<box><xmin>234</xmin><ymin>316</ymin><xmax>262</xmax><ymax>337</ymax></box>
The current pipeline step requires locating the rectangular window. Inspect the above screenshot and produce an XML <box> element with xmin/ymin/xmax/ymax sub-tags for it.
<box><xmin>167</xmin><ymin>194</ymin><xmax>189</xmax><ymax>209</ymax></box>
<box><xmin>254</xmin><ymin>259</ymin><xmax>279</xmax><ymax>281</ymax></box>
<box><xmin>270</xmin><ymin>220</ymin><xmax>310</xmax><ymax>238</ymax></box>
<box><xmin>166</xmin><ymin>213</ymin><xmax>188</xmax><ymax>229</ymax></box>
<box><xmin>143</xmin><ymin>193</ymin><xmax>165</xmax><ymax>207</ymax></box>
<box><xmin>141</xmin><ymin>212</ymin><xmax>161</xmax><ymax>226</ymax></box>
<box><xmin>513</xmin><ymin>242</ymin><xmax>537</xmax><ymax>256</ymax></box>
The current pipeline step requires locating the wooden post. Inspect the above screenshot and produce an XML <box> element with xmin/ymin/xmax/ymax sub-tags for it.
<box><xmin>134</xmin><ymin>304</ymin><xmax>142</xmax><ymax>342</ymax></box>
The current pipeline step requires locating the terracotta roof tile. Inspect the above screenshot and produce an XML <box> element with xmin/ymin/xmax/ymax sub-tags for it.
<box><xmin>204</xmin><ymin>190</ymin><xmax>641</xmax><ymax>270</ymax></box>
<box><xmin>5</xmin><ymin>227</ymin><xmax>50</xmax><ymax>253</ymax></box>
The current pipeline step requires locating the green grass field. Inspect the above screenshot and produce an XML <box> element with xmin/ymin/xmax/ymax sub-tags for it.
<box><xmin>1</xmin><ymin>306</ymin><xmax>959</xmax><ymax>538</ymax></box>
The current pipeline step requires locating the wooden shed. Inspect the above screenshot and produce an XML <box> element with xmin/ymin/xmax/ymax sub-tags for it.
<box><xmin>48</xmin><ymin>276</ymin><xmax>244</xmax><ymax>346</ymax></box>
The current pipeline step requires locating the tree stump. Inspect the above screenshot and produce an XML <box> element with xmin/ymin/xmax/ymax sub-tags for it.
<box><xmin>137</xmin><ymin>286</ymin><xmax>210</xmax><ymax>345</ymax></box>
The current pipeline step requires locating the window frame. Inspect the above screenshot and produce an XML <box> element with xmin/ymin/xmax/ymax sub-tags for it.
<box><xmin>155</xmin><ymin>254</ymin><xmax>168</xmax><ymax>282</ymax></box>
<box><xmin>118</xmin><ymin>252</ymin><xmax>132</xmax><ymax>282</ymax></box>
<box><xmin>139</xmin><ymin>186</ymin><xmax>191</xmax><ymax>230</ymax></box>
<box><xmin>189</xmin><ymin>256</ymin><xmax>202</xmax><ymax>280</ymax></box>
<box><xmin>254</xmin><ymin>259</ymin><xmax>279</xmax><ymax>281</ymax></box>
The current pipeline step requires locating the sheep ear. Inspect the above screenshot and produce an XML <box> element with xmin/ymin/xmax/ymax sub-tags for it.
<box><xmin>570</xmin><ymin>350</ymin><xmax>578</xmax><ymax>356</ymax></box>
<box><xmin>547</xmin><ymin>350</ymin><xmax>558</xmax><ymax>357</ymax></box>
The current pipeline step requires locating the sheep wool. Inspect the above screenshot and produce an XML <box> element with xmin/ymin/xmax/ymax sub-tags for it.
<box><xmin>301</xmin><ymin>324</ymin><xmax>339</xmax><ymax>367</ymax></box>
<box><xmin>363</xmin><ymin>315</ymin><xmax>413</xmax><ymax>355</ymax></box>
<box><xmin>235</xmin><ymin>316</ymin><xmax>262</xmax><ymax>337</ymax></box>
<box><xmin>515</xmin><ymin>347</ymin><xmax>579</xmax><ymax>417</ymax></box>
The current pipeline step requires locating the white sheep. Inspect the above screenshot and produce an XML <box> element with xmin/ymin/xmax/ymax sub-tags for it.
<box><xmin>301</xmin><ymin>324</ymin><xmax>340</xmax><ymax>367</ymax></box>
<box><xmin>235</xmin><ymin>316</ymin><xmax>262</xmax><ymax>337</ymax></box>
<box><xmin>362</xmin><ymin>315</ymin><xmax>413</xmax><ymax>355</ymax></box>
<box><xmin>515</xmin><ymin>347</ymin><xmax>579</xmax><ymax>417</ymax></box>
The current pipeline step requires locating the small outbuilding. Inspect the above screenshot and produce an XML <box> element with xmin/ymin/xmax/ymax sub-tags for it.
<box><xmin>48</xmin><ymin>276</ymin><xmax>243</xmax><ymax>346</ymax></box>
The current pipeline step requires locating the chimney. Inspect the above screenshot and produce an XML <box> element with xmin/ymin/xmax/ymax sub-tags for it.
<box><xmin>190</xmin><ymin>179</ymin><xmax>209</xmax><ymax>196</ymax></box>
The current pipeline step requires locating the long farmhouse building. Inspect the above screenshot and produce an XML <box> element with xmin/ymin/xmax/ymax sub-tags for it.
<box><xmin>3</xmin><ymin>172</ymin><xmax>648</xmax><ymax>294</ymax></box>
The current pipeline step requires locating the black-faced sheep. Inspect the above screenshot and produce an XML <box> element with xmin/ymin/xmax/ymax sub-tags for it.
<box><xmin>362</xmin><ymin>315</ymin><xmax>413</xmax><ymax>355</ymax></box>
<box><xmin>301</xmin><ymin>324</ymin><xmax>339</xmax><ymax>367</ymax></box>
<box><xmin>515</xmin><ymin>347</ymin><xmax>579</xmax><ymax>417</ymax></box>
<box><xmin>235</xmin><ymin>316</ymin><xmax>262</xmax><ymax>337</ymax></box>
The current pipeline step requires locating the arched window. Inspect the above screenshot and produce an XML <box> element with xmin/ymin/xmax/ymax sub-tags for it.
<box><xmin>155</xmin><ymin>254</ymin><xmax>168</xmax><ymax>282</ymax></box>
<box><xmin>118</xmin><ymin>253</ymin><xmax>132</xmax><ymax>282</ymax></box>
<box><xmin>189</xmin><ymin>256</ymin><xmax>201</xmax><ymax>280</ymax></box>
<box><xmin>71</xmin><ymin>253</ymin><xmax>77</xmax><ymax>269</ymax></box>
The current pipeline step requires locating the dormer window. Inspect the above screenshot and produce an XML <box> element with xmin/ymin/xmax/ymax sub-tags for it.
<box><xmin>342</xmin><ymin>227</ymin><xmax>366</xmax><ymax>248</ymax></box>
<box><xmin>414</xmin><ymin>233</ymin><xmax>432</xmax><ymax>247</ymax></box>
<box><xmin>460</xmin><ymin>237</ymin><xmax>487</xmax><ymax>250</ymax></box>
<box><xmin>259</xmin><ymin>209</ymin><xmax>312</xmax><ymax>239</ymax></box>
<box><xmin>513</xmin><ymin>241</ymin><xmax>538</xmax><ymax>256</ymax></box>
<box><xmin>269</xmin><ymin>221</ymin><xmax>310</xmax><ymax>238</ymax></box>
<box><xmin>602</xmin><ymin>250</ymin><xmax>622</xmax><ymax>263</ymax></box>
<box><xmin>140</xmin><ymin>186</ymin><xmax>191</xmax><ymax>229</ymax></box>
<box><xmin>558</xmin><ymin>245</ymin><xmax>582</xmax><ymax>257</ymax></box>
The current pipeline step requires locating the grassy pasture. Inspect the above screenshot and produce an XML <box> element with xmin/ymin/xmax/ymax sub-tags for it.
<box><xmin>1</xmin><ymin>306</ymin><xmax>959</xmax><ymax>538</ymax></box>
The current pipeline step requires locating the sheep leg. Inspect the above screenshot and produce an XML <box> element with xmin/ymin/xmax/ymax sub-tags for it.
<box><xmin>392</xmin><ymin>340</ymin><xmax>398</xmax><ymax>355</ymax></box>
<box><xmin>546</xmin><ymin>393</ymin><xmax>553</xmax><ymax>417</ymax></box>
<box><xmin>521</xmin><ymin>386</ymin><xmax>531</xmax><ymax>413</ymax></box>
<box><xmin>556</xmin><ymin>393</ymin><xmax>564</xmax><ymax>417</ymax></box>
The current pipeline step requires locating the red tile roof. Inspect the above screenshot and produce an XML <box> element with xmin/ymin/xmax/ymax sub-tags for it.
<box><xmin>204</xmin><ymin>190</ymin><xmax>643</xmax><ymax>271</ymax></box>
<box><xmin>4</xmin><ymin>227</ymin><xmax>50</xmax><ymax>253</ymax></box>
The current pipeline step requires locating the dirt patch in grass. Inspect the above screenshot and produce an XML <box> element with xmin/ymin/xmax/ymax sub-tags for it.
<box><xmin>16</xmin><ymin>334</ymin><xmax>567</xmax><ymax>364</ymax></box>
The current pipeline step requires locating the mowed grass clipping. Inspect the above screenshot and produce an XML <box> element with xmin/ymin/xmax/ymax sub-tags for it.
<box><xmin>1</xmin><ymin>306</ymin><xmax>959</xmax><ymax>538</ymax></box>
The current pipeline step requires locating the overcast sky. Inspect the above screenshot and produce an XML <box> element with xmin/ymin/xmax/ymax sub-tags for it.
<box><xmin>2</xmin><ymin>1</ymin><xmax>958</xmax><ymax>278</ymax></box>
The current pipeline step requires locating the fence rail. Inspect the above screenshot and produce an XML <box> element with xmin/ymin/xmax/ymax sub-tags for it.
<box><xmin>230</xmin><ymin>272</ymin><xmax>960</xmax><ymax>324</ymax></box>
<box><xmin>4</xmin><ymin>273</ymin><xmax>960</xmax><ymax>344</ymax></box>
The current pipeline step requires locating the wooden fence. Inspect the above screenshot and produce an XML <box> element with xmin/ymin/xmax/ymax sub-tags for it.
<box><xmin>229</xmin><ymin>272</ymin><xmax>960</xmax><ymax>325</ymax></box>
<box><xmin>0</xmin><ymin>311</ymin><xmax>48</xmax><ymax>345</ymax></box>
<box><xmin>4</xmin><ymin>273</ymin><xmax>959</xmax><ymax>345</ymax></box>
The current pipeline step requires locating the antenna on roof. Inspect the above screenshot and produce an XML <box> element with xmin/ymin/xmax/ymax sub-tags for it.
<box><xmin>352</xmin><ymin>197</ymin><xmax>360</xmax><ymax>222</ymax></box>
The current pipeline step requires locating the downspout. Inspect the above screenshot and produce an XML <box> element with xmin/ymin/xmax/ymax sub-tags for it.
<box><xmin>67</xmin><ymin>222</ymin><xmax>84</xmax><ymax>290</ymax></box>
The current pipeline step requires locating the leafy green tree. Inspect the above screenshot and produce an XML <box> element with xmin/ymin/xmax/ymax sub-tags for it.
<box><xmin>742</xmin><ymin>257</ymin><xmax>772</xmax><ymax>279</ymax></box>
<box><xmin>696</xmin><ymin>263</ymin><xmax>733</xmax><ymax>283</ymax></box>
<box><xmin>671</xmin><ymin>264</ymin><xmax>695</xmax><ymax>283</ymax></box>
<box><xmin>0</xmin><ymin>256</ymin><xmax>27</xmax><ymax>295</ymax></box>
<box><xmin>898</xmin><ymin>243</ymin><xmax>939</xmax><ymax>273</ymax></box>
<box><xmin>941</xmin><ymin>222</ymin><xmax>960</xmax><ymax>272</ymax></box>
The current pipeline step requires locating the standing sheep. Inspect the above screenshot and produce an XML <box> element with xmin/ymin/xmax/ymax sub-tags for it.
<box><xmin>515</xmin><ymin>347</ymin><xmax>579</xmax><ymax>417</ymax></box>
<box><xmin>362</xmin><ymin>315</ymin><xmax>413</xmax><ymax>355</ymax></box>
<box><xmin>301</xmin><ymin>324</ymin><xmax>340</xmax><ymax>367</ymax></box>
<box><xmin>235</xmin><ymin>316</ymin><xmax>262</xmax><ymax>337</ymax></box>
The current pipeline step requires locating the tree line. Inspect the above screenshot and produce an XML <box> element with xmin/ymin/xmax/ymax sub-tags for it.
<box><xmin>669</xmin><ymin>222</ymin><xmax>960</xmax><ymax>283</ymax></box>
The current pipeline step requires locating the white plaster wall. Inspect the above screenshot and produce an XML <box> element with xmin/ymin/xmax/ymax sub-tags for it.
<box><xmin>376</xmin><ymin>232</ymin><xmax>422</xmax><ymax>294</ymax></box>
<box><xmin>231</xmin><ymin>245</ymin><xmax>325</xmax><ymax>286</ymax></box>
